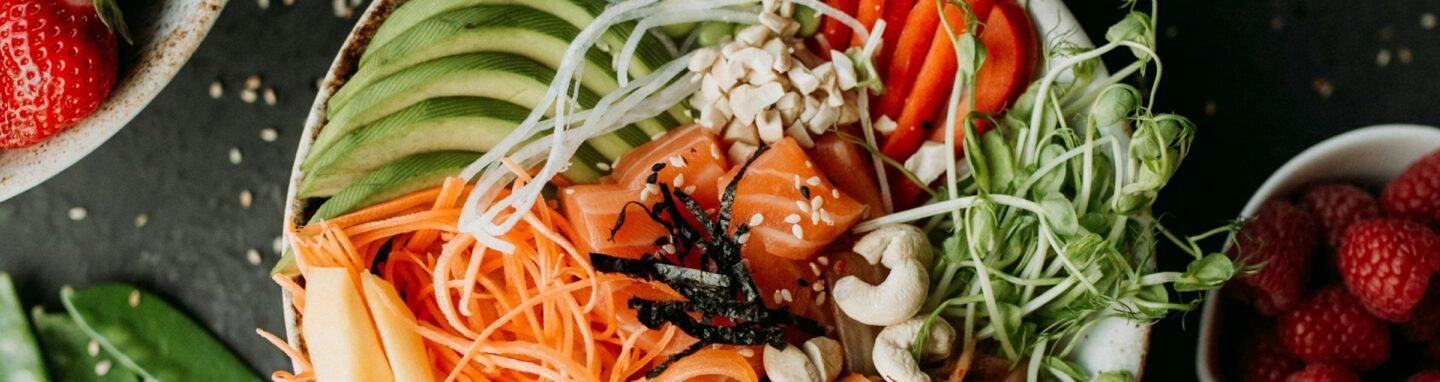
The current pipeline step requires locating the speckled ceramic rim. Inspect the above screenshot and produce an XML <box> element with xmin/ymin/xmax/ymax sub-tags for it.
<box><xmin>1195</xmin><ymin>124</ymin><xmax>1440</xmax><ymax>381</ymax></box>
<box><xmin>280</xmin><ymin>0</ymin><xmax>1155</xmax><ymax>376</ymax></box>
<box><xmin>0</xmin><ymin>1</ymin><xmax>229</xmax><ymax>202</ymax></box>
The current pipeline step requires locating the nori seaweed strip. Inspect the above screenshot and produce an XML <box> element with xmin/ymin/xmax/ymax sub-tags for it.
<box><xmin>630</xmin><ymin>299</ymin><xmax>823</xmax><ymax>335</ymax></box>
<box><xmin>589</xmin><ymin>254</ymin><xmax>730</xmax><ymax>293</ymax></box>
<box><xmin>715</xmin><ymin>144</ymin><xmax>770</xmax><ymax>237</ymax></box>
<box><xmin>645</xmin><ymin>341</ymin><xmax>712</xmax><ymax>378</ymax></box>
<box><xmin>631</xmin><ymin>299</ymin><xmax>783</xmax><ymax>346</ymax></box>
<box><xmin>607</xmin><ymin>201</ymin><xmax>677</xmax><ymax>245</ymax></box>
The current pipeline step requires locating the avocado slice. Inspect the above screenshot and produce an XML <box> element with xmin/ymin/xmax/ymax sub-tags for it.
<box><xmin>298</xmin><ymin>97</ymin><xmax>611</xmax><ymax>198</ymax></box>
<box><xmin>310</xmin><ymin>151</ymin><xmax>480</xmax><ymax>223</ymax></box>
<box><xmin>307</xmin><ymin>53</ymin><xmax>651</xmax><ymax>169</ymax></box>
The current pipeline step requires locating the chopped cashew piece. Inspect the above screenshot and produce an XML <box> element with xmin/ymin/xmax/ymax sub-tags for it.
<box><xmin>833</xmin><ymin>224</ymin><xmax>932</xmax><ymax>326</ymax></box>
<box><xmin>803</xmin><ymin>337</ymin><xmax>845</xmax><ymax>382</ymax></box>
<box><xmin>765</xmin><ymin>344</ymin><xmax>822</xmax><ymax>382</ymax></box>
<box><xmin>875</xmin><ymin>115</ymin><xmax>898</xmax><ymax>135</ymax></box>
<box><xmin>874</xmin><ymin>318</ymin><xmax>956</xmax><ymax>382</ymax></box>
<box><xmin>904</xmin><ymin>141</ymin><xmax>951</xmax><ymax>185</ymax></box>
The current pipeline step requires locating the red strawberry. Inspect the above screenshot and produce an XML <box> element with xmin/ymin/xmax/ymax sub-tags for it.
<box><xmin>1278</xmin><ymin>286</ymin><xmax>1390</xmax><ymax>370</ymax></box>
<box><xmin>1283</xmin><ymin>363</ymin><xmax>1360</xmax><ymax>382</ymax></box>
<box><xmin>1229</xmin><ymin>200</ymin><xmax>1322</xmax><ymax>315</ymax></box>
<box><xmin>1238</xmin><ymin>324</ymin><xmax>1305</xmax><ymax>382</ymax></box>
<box><xmin>0</xmin><ymin>0</ymin><xmax>129</xmax><ymax>148</ymax></box>
<box><xmin>1337</xmin><ymin>219</ymin><xmax>1440</xmax><ymax>321</ymax></box>
<box><xmin>1299</xmin><ymin>183</ymin><xmax>1382</xmax><ymax>251</ymax></box>
<box><xmin>1383</xmin><ymin>148</ymin><xmax>1440</xmax><ymax>226</ymax></box>
<box><xmin>1410</xmin><ymin>370</ymin><xmax>1440</xmax><ymax>382</ymax></box>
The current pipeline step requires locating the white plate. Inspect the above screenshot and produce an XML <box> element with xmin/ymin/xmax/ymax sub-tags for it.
<box><xmin>0</xmin><ymin>1</ymin><xmax>228</xmax><ymax>202</ymax></box>
<box><xmin>1195</xmin><ymin>124</ymin><xmax>1440</xmax><ymax>381</ymax></box>
<box><xmin>281</xmin><ymin>0</ymin><xmax>1151</xmax><ymax>377</ymax></box>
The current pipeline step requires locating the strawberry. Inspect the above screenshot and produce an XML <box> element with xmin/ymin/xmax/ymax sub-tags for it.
<box><xmin>1283</xmin><ymin>363</ymin><xmax>1360</xmax><ymax>382</ymax></box>
<box><xmin>0</xmin><ymin>0</ymin><xmax>129</xmax><ymax>148</ymax></box>
<box><xmin>1278</xmin><ymin>286</ymin><xmax>1390</xmax><ymax>370</ymax></box>
<box><xmin>1383</xmin><ymin>149</ymin><xmax>1440</xmax><ymax>226</ymax></box>
<box><xmin>1229</xmin><ymin>200</ymin><xmax>1322</xmax><ymax>315</ymax></box>
<box><xmin>1337</xmin><ymin>219</ymin><xmax>1440</xmax><ymax>321</ymax></box>
<box><xmin>1299</xmin><ymin>183</ymin><xmax>1382</xmax><ymax>251</ymax></box>
<box><xmin>1410</xmin><ymin>371</ymin><xmax>1440</xmax><ymax>382</ymax></box>
<box><xmin>1238</xmin><ymin>324</ymin><xmax>1305</xmax><ymax>382</ymax></box>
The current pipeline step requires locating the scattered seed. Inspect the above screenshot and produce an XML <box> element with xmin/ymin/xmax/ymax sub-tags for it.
<box><xmin>820</xmin><ymin>209</ymin><xmax>833</xmax><ymax>225</ymax></box>
<box><xmin>87</xmin><ymin>340</ymin><xmax>100</xmax><ymax>356</ymax></box>
<box><xmin>1312</xmin><ymin>78</ymin><xmax>1334</xmax><ymax>98</ymax></box>
<box><xmin>662</xmin><ymin>244</ymin><xmax>677</xmax><ymax>254</ymax></box>
<box><xmin>257</xmin><ymin>0</ymin><xmax>270</xmax><ymax>9</ymax></box>
<box><xmin>283</xmin><ymin>0</ymin><xmax>294</xmax><ymax>5</ymax></box>
<box><xmin>791</xmin><ymin>224</ymin><xmax>804</xmax><ymax>239</ymax></box>
<box><xmin>246</xmin><ymin>249</ymin><xmax>262</xmax><ymax>265</ymax></box>
<box><xmin>710</xmin><ymin>144</ymin><xmax>721</xmax><ymax>160</ymax></box>
<box><xmin>784</xmin><ymin>214</ymin><xmax>801</xmax><ymax>224</ymax></box>
<box><xmin>239</xmin><ymin>189</ymin><xmax>253</xmax><ymax>209</ymax></box>
<box><xmin>773</xmin><ymin>289</ymin><xmax>783</xmax><ymax>303</ymax></box>
<box><xmin>793</xmin><ymin>174</ymin><xmax>802</xmax><ymax>189</ymax></box>
<box><xmin>314</xmin><ymin>77</ymin><xmax>325</xmax><ymax>90</ymax></box>
<box><xmin>133</xmin><ymin>213</ymin><xmax>149</xmax><ymax>228</ymax></box>
<box><xmin>1424</xmin><ymin>13</ymin><xmax>1437</xmax><ymax>30</ymax></box>
<box><xmin>811</xmin><ymin>196</ymin><xmax>823</xmax><ymax>211</ymax></box>
<box><xmin>737</xmin><ymin>232</ymin><xmax>750</xmax><ymax>244</ymax></box>
<box><xmin>272</xmin><ymin>236</ymin><xmax>286</xmax><ymax>254</ymax></box>
<box><xmin>1377</xmin><ymin>49</ymin><xmax>1393</xmax><ymax>67</ymax></box>
<box><xmin>668</xmin><ymin>156</ymin><xmax>686</xmax><ymax>168</ymax></box>
<box><xmin>68</xmin><ymin>207</ymin><xmax>87</xmax><ymax>221</ymax></box>
<box><xmin>795</xmin><ymin>200</ymin><xmax>810</xmax><ymax>213</ymax></box>
<box><xmin>229</xmin><ymin>147</ymin><xmax>243</xmax><ymax>164</ymax></box>
<box><xmin>812</xmin><ymin>282</ymin><xmax>825</xmax><ymax>292</ymax></box>
<box><xmin>95</xmin><ymin>360</ymin><xmax>113</xmax><ymax>376</ymax></box>
<box><xmin>127</xmin><ymin>290</ymin><xmax>140</xmax><ymax>307</ymax></box>
<box><xmin>831</xmin><ymin>189</ymin><xmax>840</xmax><ymax>199</ymax></box>
<box><xmin>244</xmin><ymin>75</ymin><xmax>262</xmax><ymax>90</ymax></box>
<box><xmin>780</xmin><ymin>289</ymin><xmax>793</xmax><ymax>303</ymax></box>
<box><xmin>804</xmin><ymin>161</ymin><xmax>812</xmax><ymax>169</ymax></box>
<box><xmin>806</xmin><ymin>176</ymin><xmax>821</xmax><ymax>186</ymax></box>
<box><xmin>800</xmin><ymin>186</ymin><xmax>811</xmax><ymax>199</ymax></box>
<box><xmin>1398</xmin><ymin>47</ymin><xmax>1413</xmax><ymax>64</ymax></box>
<box><xmin>683</xmin><ymin>185</ymin><xmax>696</xmax><ymax>194</ymax></box>
<box><xmin>260</xmin><ymin>127</ymin><xmax>278</xmax><ymax>142</ymax></box>
<box><xmin>810</xmin><ymin>211</ymin><xmax>820</xmax><ymax>225</ymax></box>
<box><xmin>596</xmin><ymin>162</ymin><xmax>612</xmax><ymax>171</ymax></box>
<box><xmin>239</xmin><ymin>89</ymin><xmax>257</xmax><ymax>103</ymax></box>
<box><xmin>209</xmin><ymin>81</ymin><xmax>223</xmax><ymax>99</ymax></box>
<box><xmin>808</xmin><ymin>262</ymin><xmax>821</xmax><ymax>276</ymax></box>
<box><xmin>738</xmin><ymin>348</ymin><xmax>755</xmax><ymax>358</ymax></box>
<box><xmin>263</xmin><ymin>87</ymin><xmax>278</xmax><ymax>106</ymax></box>
<box><xmin>674</xmin><ymin>173</ymin><xmax>686</xmax><ymax>188</ymax></box>
<box><xmin>816</xmin><ymin>293</ymin><xmax>826</xmax><ymax>306</ymax></box>
<box><xmin>749</xmin><ymin>214</ymin><xmax>765</xmax><ymax>226</ymax></box>
<box><xmin>816</xmin><ymin>256</ymin><xmax>830</xmax><ymax>266</ymax></box>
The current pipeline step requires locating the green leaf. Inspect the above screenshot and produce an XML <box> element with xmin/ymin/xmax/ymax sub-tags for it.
<box><xmin>966</xmin><ymin>198</ymin><xmax>999</xmax><ymax>253</ymax></box>
<box><xmin>1175</xmin><ymin>253</ymin><xmax>1236</xmax><ymax>292</ymax></box>
<box><xmin>955</xmin><ymin>34</ymin><xmax>984</xmax><ymax>77</ymax></box>
<box><xmin>1088</xmin><ymin>85</ymin><xmax>1140</xmax><ymax>128</ymax></box>
<box><xmin>93</xmin><ymin>0</ymin><xmax>133</xmax><ymax>45</ymax></box>
<box><xmin>1035</xmin><ymin>144</ymin><xmax>1069</xmax><ymax>196</ymax></box>
<box><xmin>61</xmin><ymin>285</ymin><xmax>260</xmax><ymax>382</ymax></box>
<box><xmin>1040</xmin><ymin>193</ymin><xmax>1081</xmax><ymax>237</ymax></box>
<box><xmin>31</xmin><ymin>310</ymin><xmax>138</xmax><ymax>382</ymax></box>
<box><xmin>981</xmin><ymin>129</ymin><xmax>1016</xmax><ymax>194</ymax></box>
<box><xmin>1104</xmin><ymin>12</ymin><xmax>1153</xmax><ymax>60</ymax></box>
<box><xmin>1</xmin><ymin>273</ymin><xmax>49</xmax><ymax>382</ymax></box>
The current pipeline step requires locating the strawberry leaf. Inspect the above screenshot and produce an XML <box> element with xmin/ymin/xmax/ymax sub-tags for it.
<box><xmin>93</xmin><ymin>0</ymin><xmax>132</xmax><ymax>45</ymax></box>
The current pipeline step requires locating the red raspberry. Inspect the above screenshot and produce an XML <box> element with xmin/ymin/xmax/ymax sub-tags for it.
<box><xmin>1277</xmin><ymin>286</ymin><xmax>1390</xmax><ymax>370</ymax></box>
<box><xmin>1383</xmin><ymin>149</ymin><xmax>1440</xmax><ymax>226</ymax></box>
<box><xmin>1238</xmin><ymin>324</ymin><xmax>1304</xmax><ymax>382</ymax></box>
<box><xmin>1409</xmin><ymin>370</ymin><xmax>1440</xmax><ymax>382</ymax></box>
<box><xmin>1337</xmin><ymin>219</ymin><xmax>1440</xmax><ymax>321</ymax></box>
<box><xmin>1283</xmin><ymin>363</ymin><xmax>1359</xmax><ymax>382</ymax></box>
<box><xmin>1298</xmin><ymin>183</ymin><xmax>1382</xmax><ymax>251</ymax></box>
<box><xmin>1229</xmin><ymin>200</ymin><xmax>1322</xmax><ymax>315</ymax></box>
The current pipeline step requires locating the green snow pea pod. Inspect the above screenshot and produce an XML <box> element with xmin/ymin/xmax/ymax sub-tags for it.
<box><xmin>60</xmin><ymin>284</ymin><xmax>259</xmax><ymax>382</ymax></box>
<box><xmin>30</xmin><ymin>309</ymin><xmax>137</xmax><ymax>382</ymax></box>
<box><xmin>1</xmin><ymin>273</ymin><xmax>49</xmax><ymax>382</ymax></box>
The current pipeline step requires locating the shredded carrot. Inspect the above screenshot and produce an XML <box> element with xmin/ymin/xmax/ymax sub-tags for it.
<box><xmin>263</xmin><ymin>173</ymin><xmax>754</xmax><ymax>381</ymax></box>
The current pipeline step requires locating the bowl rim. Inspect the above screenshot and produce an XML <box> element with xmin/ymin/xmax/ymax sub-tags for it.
<box><xmin>1194</xmin><ymin>124</ymin><xmax>1440</xmax><ymax>381</ymax></box>
<box><xmin>0</xmin><ymin>0</ymin><xmax>229</xmax><ymax>202</ymax></box>
<box><xmin>278</xmin><ymin>0</ymin><xmax>1155</xmax><ymax>376</ymax></box>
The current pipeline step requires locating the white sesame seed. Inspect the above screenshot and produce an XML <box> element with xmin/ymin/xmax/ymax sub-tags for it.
<box><xmin>639</xmin><ymin>188</ymin><xmax>652</xmax><ymax>201</ymax></box>
<box><xmin>773</xmin><ymin>289</ymin><xmax>783</xmax><ymax>303</ymax></box>
<box><xmin>87</xmin><ymin>340</ymin><xmax>100</xmax><ymax>356</ymax></box>
<box><xmin>127</xmin><ymin>290</ymin><xmax>140</xmax><ymax>307</ymax></box>
<box><xmin>1424</xmin><ymin>13</ymin><xmax>1437</xmax><ymax>30</ymax></box>
<box><xmin>260</xmin><ymin>127</ymin><xmax>278</xmax><ymax>142</ymax></box>
<box><xmin>749</xmin><ymin>214</ymin><xmax>765</xmax><ymax>226</ymax></box>
<box><xmin>810</xmin><ymin>211</ymin><xmax>820</xmax><ymax>225</ymax></box>
<box><xmin>646</xmin><ymin>183</ymin><xmax>660</xmax><ymax>194</ymax></box>
<box><xmin>272</xmin><ymin>236</ymin><xmax>286</xmax><ymax>254</ymax></box>
<box><xmin>662</xmin><ymin>244</ymin><xmax>677</xmax><ymax>254</ymax></box>
<box><xmin>816</xmin><ymin>293</ymin><xmax>826</xmax><ymax>306</ymax></box>
<box><xmin>806</xmin><ymin>176</ymin><xmax>821</xmax><ymax>186</ymax></box>
<box><xmin>239</xmin><ymin>89</ymin><xmax>257</xmax><ymax>103</ymax></box>
<box><xmin>684</xmin><ymin>185</ymin><xmax>697</xmax><ymax>194</ymax></box>
<box><xmin>95</xmin><ymin>360</ymin><xmax>112</xmax><ymax>376</ymax></box>
<box><xmin>263</xmin><ymin>87</ymin><xmax>278</xmax><ymax>106</ymax></box>
<box><xmin>596</xmin><ymin>162</ymin><xmax>612</xmax><ymax>171</ymax></box>
<box><xmin>133</xmin><ymin>213</ymin><xmax>148</xmax><ymax>228</ymax></box>
<box><xmin>246</xmin><ymin>249</ymin><xmax>262</xmax><ymax>265</ymax></box>
<box><xmin>711</xmin><ymin>144</ymin><xmax>721</xmax><ymax>160</ymax></box>
<box><xmin>795</xmin><ymin>200</ymin><xmax>810</xmax><ymax>213</ymax></box>
<box><xmin>737</xmin><ymin>232</ymin><xmax>750</xmax><ymax>244</ymax></box>
<box><xmin>669</xmin><ymin>156</ymin><xmax>686</xmax><ymax>168</ymax></box>
<box><xmin>239</xmin><ymin>189</ymin><xmax>253</xmax><ymax>209</ymax></box>
<box><xmin>791</xmin><ymin>224</ymin><xmax>804</xmax><ymax>239</ymax></box>
<box><xmin>229</xmin><ymin>147</ymin><xmax>243</xmax><ymax>164</ymax></box>
<box><xmin>738</xmin><ymin>348</ymin><xmax>755</xmax><ymax>357</ymax></box>
<box><xmin>68</xmin><ymin>207</ymin><xmax>87</xmax><ymax>221</ymax></box>
<box><xmin>674</xmin><ymin>173</ymin><xmax>686</xmax><ymax>188</ymax></box>
<box><xmin>793</xmin><ymin>174</ymin><xmax>802</xmax><ymax>189</ymax></box>
<box><xmin>283</xmin><ymin>0</ymin><xmax>293</xmax><ymax>5</ymax></box>
<box><xmin>784</xmin><ymin>214</ymin><xmax>801</xmax><ymax>224</ymax></box>
<box><xmin>1398</xmin><ymin>47</ymin><xmax>1413</xmax><ymax>64</ymax></box>
<box><xmin>821</xmin><ymin>209</ymin><xmax>833</xmax><ymax>225</ymax></box>
<box><xmin>244</xmin><ymin>75</ymin><xmax>262</xmax><ymax>90</ymax></box>
<box><xmin>831</xmin><ymin>189</ymin><xmax>840</xmax><ymax>199</ymax></box>
<box><xmin>257</xmin><ymin>0</ymin><xmax>270</xmax><ymax>10</ymax></box>
<box><xmin>565</xmin><ymin>188</ymin><xmax>576</xmax><ymax>195</ymax></box>
<box><xmin>1377</xmin><ymin>49</ymin><xmax>1393</xmax><ymax>67</ymax></box>
<box><xmin>812</xmin><ymin>282</ymin><xmax>824</xmax><ymax>292</ymax></box>
<box><xmin>816</xmin><ymin>256</ymin><xmax>830</xmax><ymax>266</ymax></box>
<box><xmin>705</xmin><ymin>208</ymin><xmax>717</xmax><ymax>215</ymax></box>
<box><xmin>805</xmin><ymin>161</ymin><xmax>813</xmax><ymax>168</ymax></box>
<box><xmin>809</xmin><ymin>262</ymin><xmax>821</xmax><ymax>276</ymax></box>
<box><xmin>780</xmin><ymin>289</ymin><xmax>793</xmax><ymax>303</ymax></box>
<box><xmin>811</xmin><ymin>196</ymin><xmax>823</xmax><ymax>210</ymax></box>
<box><xmin>209</xmin><ymin>81</ymin><xmax>223</xmax><ymax>99</ymax></box>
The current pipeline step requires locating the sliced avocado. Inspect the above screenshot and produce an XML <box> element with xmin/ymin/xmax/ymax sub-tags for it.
<box><xmin>332</xmin><ymin>6</ymin><xmax>620</xmax><ymax>113</ymax></box>
<box><xmin>310</xmin><ymin>151</ymin><xmax>480</xmax><ymax>222</ymax></box>
<box><xmin>298</xmin><ymin>97</ymin><xmax>611</xmax><ymax>197</ymax></box>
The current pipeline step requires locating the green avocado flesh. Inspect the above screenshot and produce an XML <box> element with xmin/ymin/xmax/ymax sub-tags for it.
<box><xmin>310</xmin><ymin>151</ymin><xmax>480</xmax><ymax>223</ymax></box>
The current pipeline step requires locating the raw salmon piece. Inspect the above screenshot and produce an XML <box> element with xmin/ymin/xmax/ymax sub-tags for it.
<box><xmin>718</xmin><ymin>138</ymin><xmax>868</xmax><ymax>261</ymax></box>
<box><xmin>609</xmin><ymin>125</ymin><xmax>730</xmax><ymax>209</ymax></box>
<box><xmin>558</xmin><ymin>184</ymin><xmax>670</xmax><ymax>259</ymax></box>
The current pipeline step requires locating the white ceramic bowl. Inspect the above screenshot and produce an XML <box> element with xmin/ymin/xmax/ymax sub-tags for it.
<box><xmin>1196</xmin><ymin>124</ymin><xmax>1440</xmax><ymax>381</ymax></box>
<box><xmin>281</xmin><ymin>0</ymin><xmax>1151</xmax><ymax>377</ymax></box>
<box><xmin>0</xmin><ymin>1</ymin><xmax>228</xmax><ymax>202</ymax></box>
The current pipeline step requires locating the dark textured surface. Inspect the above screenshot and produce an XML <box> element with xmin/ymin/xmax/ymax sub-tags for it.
<box><xmin>1</xmin><ymin>0</ymin><xmax>1437</xmax><ymax>379</ymax></box>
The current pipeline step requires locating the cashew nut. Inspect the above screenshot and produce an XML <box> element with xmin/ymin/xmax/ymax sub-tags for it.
<box><xmin>873</xmin><ymin>317</ymin><xmax>956</xmax><ymax>382</ymax></box>
<box><xmin>763</xmin><ymin>336</ymin><xmax>846</xmax><ymax>382</ymax></box>
<box><xmin>803</xmin><ymin>337</ymin><xmax>845</xmax><ymax>382</ymax></box>
<box><xmin>834</xmin><ymin>224</ymin><xmax>932</xmax><ymax>326</ymax></box>
<box><xmin>765</xmin><ymin>343</ymin><xmax>821</xmax><ymax>382</ymax></box>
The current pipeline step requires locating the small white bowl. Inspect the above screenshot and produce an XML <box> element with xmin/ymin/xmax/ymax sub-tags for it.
<box><xmin>1196</xmin><ymin>124</ymin><xmax>1440</xmax><ymax>381</ymax></box>
<box><xmin>0</xmin><ymin>1</ymin><xmax>228</xmax><ymax>202</ymax></box>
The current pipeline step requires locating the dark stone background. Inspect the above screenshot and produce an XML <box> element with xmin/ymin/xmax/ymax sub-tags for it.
<box><xmin>1</xmin><ymin>0</ymin><xmax>1437</xmax><ymax>378</ymax></box>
